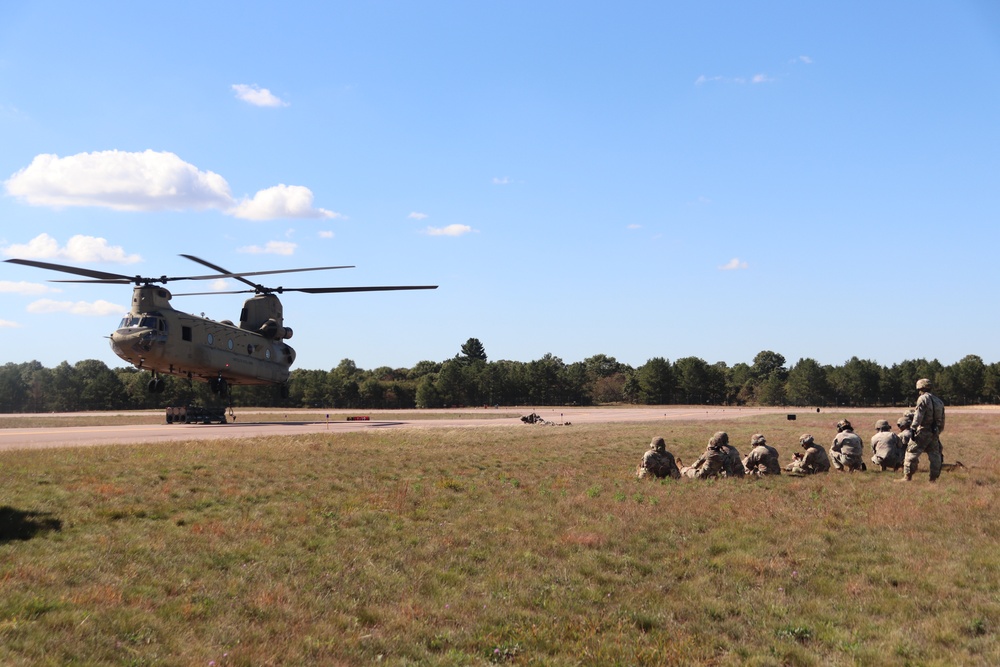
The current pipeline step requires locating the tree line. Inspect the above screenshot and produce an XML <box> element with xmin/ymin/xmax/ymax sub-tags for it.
<box><xmin>1</xmin><ymin>339</ymin><xmax>998</xmax><ymax>413</ymax></box>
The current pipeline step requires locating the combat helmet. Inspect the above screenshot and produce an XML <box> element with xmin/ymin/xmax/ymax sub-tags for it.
<box><xmin>750</xmin><ymin>433</ymin><xmax>767</xmax><ymax>447</ymax></box>
<box><xmin>916</xmin><ymin>378</ymin><xmax>932</xmax><ymax>391</ymax></box>
<box><xmin>709</xmin><ymin>431</ymin><xmax>729</xmax><ymax>449</ymax></box>
<box><xmin>650</xmin><ymin>436</ymin><xmax>667</xmax><ymax>452</ymax></box>
<box><xmin>874</xmin><ymin>419</ymin><xmax>890</xmax><ymax>431</ymax></box>
<box><xmin>799</xmin><ymin>434</ymin><xmax>815</xmax><ymax>448</ymax></box>
<box><xmin>836</xmin><ymin>419</ymin><xmax>853</xmax><ymax>432</ymax></box>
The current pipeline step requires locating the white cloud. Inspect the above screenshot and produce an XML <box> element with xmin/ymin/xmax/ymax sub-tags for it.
<box><xmin>318</xmin><ymin>230</ymin><xmax>334</xmax><ymax>239</ymax></box>
<box><xmin>492</xmin><ymin>176</ymin><xmax>511</xmax><ymax>185</ymax></box>
<box><xmin>236</xmin><ymin>240</ymin><xmax>297</xmax><ymax>255</ymax></box>
<box><xmin>408</xmin><ymin>212</ymin><xmax>429</xmax><ymax>220</ymax></box>
<box><xmin>230</xmin><ymin>184</ymin><xmax>339</xmax><ymax>220</ymax></box>
<box><xmin>27</xmin><ymin>299</ymin><xmax>125</xmax><ymax>316</ymax></box>
<box><xmin>231</xmin><ymin>83</ymin><xmax>289</xmax><ymax>107</ymax></box>
<box><xmin>423</xmin><ymin>224</ymin><xmax>474</xmax><ymax>237</ymax></box>
<box><xmin>697</xmin><ymin>74</ymin><xmax>777</xmax><ymax>85</ymax></box>
<box><xmin>209</xmin><ymin>279</ymin><xmax>230</xmax><ymax>291</ymax></box>
<box><xmin>3</xmin><ymin>233</ymin><xmax>141</xmax><ymax>263</ymax></box>
<box><xmin>0</xmin><ymin>319</ymin><xmax>21</xmax><ymax>328</ymax></box>
<box><xmin>5</xmin><ymin>151</ymin><xmax>338</xmax><ymax>221</ymax></box>
<box><xmin>0</xmin><ymin>280</ymin><xmax>60</xmax><ymax>295</ymax></box>
<box><xmin>4</xmin><ymin>150</ymin><xmax>233</xmax><ymax>211</ymax></box>
<box><xmin>796</xmin><ymin>55</ymin><xmax>813</xmax><ymax>64</ymax></box>
<box><xmin>627</xmin><ymin>224</ymin><xmax>642</xmax><ymax>230</ymax></box>
<box><xmin>719</xmin><ymin>258</ymin><xmax>749</xmax><ymax>271</ymax></box>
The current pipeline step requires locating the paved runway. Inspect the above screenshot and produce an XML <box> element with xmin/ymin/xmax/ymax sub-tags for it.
<box><xmin>3</xmin><ymin>405</ymin><xmax>993</xmax><ymax>452</ymax></box>
<box><xmin>0</xmin><ymin>406</ymin><xmax>807</xmax><ymax>451</ymax></box>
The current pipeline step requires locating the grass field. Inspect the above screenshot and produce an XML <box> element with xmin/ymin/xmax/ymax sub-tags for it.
<box><xmin>0</xmin><ymin>410</ymin><xmax>997</xmax><ymax>665</ymax></box>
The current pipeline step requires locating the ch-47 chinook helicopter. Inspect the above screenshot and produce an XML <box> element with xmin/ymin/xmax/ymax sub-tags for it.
<box><xmin>5</xmin><ymin>255</ymin><xmax>437</xmax><ymax>399</ymax></box>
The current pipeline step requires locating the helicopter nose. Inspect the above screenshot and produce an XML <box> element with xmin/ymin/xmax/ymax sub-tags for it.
<box><xmin>111</xmin><ymin>328</ymin><xmax>157</xmax><ymax>354</ymax></box>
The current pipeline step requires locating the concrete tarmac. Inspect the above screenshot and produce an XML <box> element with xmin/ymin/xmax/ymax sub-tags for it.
<box><xmin>0</xmin><ymin>405</ymin><xmax>897</xmax><ymax>452</ymax></box>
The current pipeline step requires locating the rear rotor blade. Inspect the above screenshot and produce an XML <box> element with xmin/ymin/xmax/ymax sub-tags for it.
<box><xmin>171</xmin><ymin>285</ymin><xmax>438</xmax><ymax>297</ymax></box>
<box><xmin>291</xmin><ymin>285</ymin><xmax>438</xmax><ymax>294</ymax></box>
<box><xmin>180</xmin><ymin>254</ymin><xmax>354</xmax><ymax>291</ymax></box>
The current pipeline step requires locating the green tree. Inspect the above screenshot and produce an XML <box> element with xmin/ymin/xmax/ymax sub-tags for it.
<box><xmin>435</xmin><ymin>359</ymin><xmax>465</xmax><ymax>406</ymax></box>
<box><xmin>415</xmin><ymin>375</ymin><xmax>440</xmax><ymax>408</ymax></box>
<box><xmin>527</xmin><ymin>354</ymin><xmax>566</xmax><ymax>405</ymax></box>
<box><xmin>458</xmin><ymin>338</ymin><xmax>488</xmax><ymax>364</ymax></box>
<box><xmin>673</xmin><ymin>357</ymin><xmax>713</xmax><ymax>404</ymax></box>
<box><xmin>945</xmin><ymin>354</ymin><xmax>986</xmax><ymax>404</ymax></box>
<box><xmin>636</xmin><ymin>357</ymin><xmax>673</xmax><ymax>405</ymax></box>
<box><xmin>785</xmin><ymin>358</ymin><xmax>829</xmax><ymax>407</ymax></box>
<box><xmin>0</xmin><ymin>363</ymin><xmax>28</xmax><ymax>412</ymax></box>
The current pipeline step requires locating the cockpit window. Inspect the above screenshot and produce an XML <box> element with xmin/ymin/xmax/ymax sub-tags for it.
<box><xmin>119</xmin><ymin>316</ymin><xmax>165</xmax><ymax>332</ymax></box>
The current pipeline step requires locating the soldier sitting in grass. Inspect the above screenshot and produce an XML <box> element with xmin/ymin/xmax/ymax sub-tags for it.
<box><xmin>681</xmin><ymin>431</ymin><xmax>745</xmax><ymax>479</ymax></box>
<box><xmin>785</xmin><ymin>434</ymin><xmax>831</xmax><ymax>475</ymax></box>
<box><xmin>636</xmin><ymin>436</ymin><xmax>681</xmax><ymax>480</ymax></box>
<box><xmin>742</xmin><ymin>433</ymin><xmax>781</xmax><ymax>477</ymax></box>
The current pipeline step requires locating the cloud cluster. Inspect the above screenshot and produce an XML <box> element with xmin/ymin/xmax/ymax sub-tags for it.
<box><xmin>423</xmin><ymin>224</ymin><xmax>474</xmax><ymax>237</ymax></box>
<box><xmin>695</xmin><ymin>74</ymin><xmax>773</xmax><ymax>86</ymax></box>
<box><xmin>237</xmin><ymin>240</ymin><xmax>297</xmax><ymax>256</ymax></box>
<box><xmin>4</xmin><ymin>150</ymin><xmax>336</xmax><ymax>221</ymax></box>
<box><xmin>26</xmin><ymin>298</ymin><xmax>125</xmax><ymax>316</ymax></box>
<box><xmin>719</xmin><ymin>258</ymin><xmax>749</xmax><ymax>271</ymax></box>
<box><xmin>232</xmin><ymin>84</ymin><xmax>289</xmax><ymax>107</ymax></box>
<box><xmin>3</xmin><ymin>233</ymin><xmax>141</xmax><ymax>263</ymax></box>
<box><xmin>0</xmin><ymin>280</ymin><xmax>60</xmax><ymax>296</ymax></box>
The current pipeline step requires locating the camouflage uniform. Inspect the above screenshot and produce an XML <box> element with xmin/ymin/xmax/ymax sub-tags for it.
<box><xmin>636</xmin><ymin>436</ymin><xmax>681</xmax><ymax>480</ymax></box>
<box><xmin>901</xmin><ymin>379</ymin><xmax>945</xmax><ymax>482</ymax></box>
<box><xmin>896</xmin><ymin>412</ymin><xmax>914</xmax><ymax>450</ymax></box>
<box><xmin>742</xmin><ymin>433</ymin><xmax>781</xmax><ymax>477</ymax></box>
<box><xmin>831</xmin><ymin>419</ymin><xmax>865</xmax><ymax>472</ymax></box>
<box><xmin>870</xmin><ymin>419</ymin><xmax>904</xmax><ymax>471</ymax></box>
<box><xmin>785</xmin><ymin>434</ymin><xmax>831</xmax><ymax>475</ymax></box>
<box><xmin>681</xmin><ymin>431</ymin><xmax>745</xmax><ymax>479</ymax></box>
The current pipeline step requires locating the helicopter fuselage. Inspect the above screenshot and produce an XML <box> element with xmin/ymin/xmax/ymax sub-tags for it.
<box><xmin>109</xmin><ymin>285</ymin><xmax>296</xmax><ymax>386</ymax></box>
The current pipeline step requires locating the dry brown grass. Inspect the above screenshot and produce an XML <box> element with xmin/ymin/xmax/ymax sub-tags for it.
<box><xmin>0</xmin><ymin>411</ymin><xmax>996</xmax><ymax>665</ymax></box>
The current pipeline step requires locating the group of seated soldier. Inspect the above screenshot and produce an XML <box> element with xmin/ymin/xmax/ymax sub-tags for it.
<box><xmin>637</xmin><ymin>412</ymin><xmax>917</xmax><ymax>480</ymax></box>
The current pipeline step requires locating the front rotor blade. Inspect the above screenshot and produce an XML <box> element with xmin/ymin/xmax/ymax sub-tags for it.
<box><xmin>4</xmin><ymin>258</ymin><xmax>133</xmax><ymax>282</ymax></box>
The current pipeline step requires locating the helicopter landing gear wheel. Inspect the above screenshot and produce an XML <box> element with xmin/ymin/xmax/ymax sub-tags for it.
<box><xmin>147</xmin><ymin>376</ymin><xmax>165</xmax><ymax>393</ymax></box>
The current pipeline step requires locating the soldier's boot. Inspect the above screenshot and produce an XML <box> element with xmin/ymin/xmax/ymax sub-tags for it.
<box><xmin>895</xmin><ymin>472</ymin><xmax>913</xmax><ymax>482</ymax></box>
<box><xmin>861</xmin><ymin>462</ymin><xmax>867</xmax><ymax>472</ymax></box>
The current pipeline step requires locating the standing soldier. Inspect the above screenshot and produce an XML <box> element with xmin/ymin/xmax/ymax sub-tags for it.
<box><xmin>743</xmin><ymin>433</ymin><xmax>781</xmax><ymax>476</ymax></box>
<box><xmin>871</xmin><ymin>419</ymin><xmax>905</xmax><ymax>471</ymax></box>
<box><xmin>831</xmin><ymin>419</ymin><xmax>866</xmax><ymax>472</ymax></box>
<box><xmin>636</xmin><ymin>436</ymin><xmax>681</xmax><ymax>479</ymax></box>
<box><xmin>785</xmin><ymin>434</ymin><xmax>831</xmax><ymax>475</ymax></box>
<box><xmin>900</xmin><ymin>378</ymin><xmax>945</xmax><ymax>482</ymax></box>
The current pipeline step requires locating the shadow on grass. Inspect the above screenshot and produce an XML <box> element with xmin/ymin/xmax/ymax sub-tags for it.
<box><xmin>0</xmin><ymin>506</ymin><xmax>62</xmax><ymax>542</ymax></box>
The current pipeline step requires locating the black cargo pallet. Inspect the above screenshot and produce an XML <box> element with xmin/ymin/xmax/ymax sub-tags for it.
<box><xmin>165</xmin><ymin>405</ymin><xmax>228</xmax><ymax>424</ymax></box>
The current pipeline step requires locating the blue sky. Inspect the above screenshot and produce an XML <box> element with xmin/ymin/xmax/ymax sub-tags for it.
<box><xmin>2</xmin><ymin>1</ymin><xmax>999</xmax><ymax>372</ymax></box>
